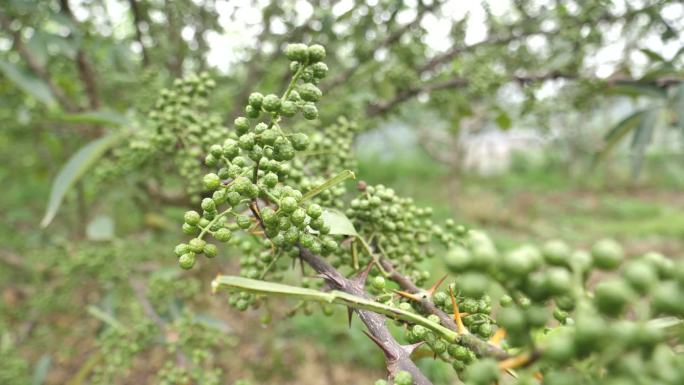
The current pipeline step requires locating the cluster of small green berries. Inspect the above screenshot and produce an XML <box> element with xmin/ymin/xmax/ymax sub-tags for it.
<box><xmin>345</xmin><ymin>184</ymin><xmax>453</xmax><ymax>285</ymax></box>
<box><xmin>442</xmin><ymin>233</ymin><xmax>684</xmax><ymax>383</ymax></box>
<box><xmin>97</xmin><ymin>72</ymin><xmax>223</xmax><ymax>198</ymax></box>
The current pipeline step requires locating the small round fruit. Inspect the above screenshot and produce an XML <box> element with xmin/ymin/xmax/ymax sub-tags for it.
<box><xmin>179</xmin><ymin>253</ymin><xmax>196</xmax><ymax>269</ymax></box>
<box><xmin>591</xmin><ymin>238</ymin><xmax>624</xmax><ymax>270</ymax></box>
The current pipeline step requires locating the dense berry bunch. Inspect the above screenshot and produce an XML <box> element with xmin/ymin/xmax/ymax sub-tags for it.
<box><xmin>97</xmin><ymin>72</ymin><xmax>223</xmax><ymax>198</ymax></box>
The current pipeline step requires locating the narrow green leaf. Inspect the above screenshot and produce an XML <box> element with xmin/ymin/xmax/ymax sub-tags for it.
<box><xmin>639</xmin><ymin>48</ymin><xmax>666</xmax><ymax>63</ymax></box>
<box><xmin>321</xmin><ymin>209</ymin><xmax>358</xmax><ymax>236</ymax></box>
<box><xmin>86</xmin><ymin>306</ymin><xmax>128</xmax><ymax>331</ymax></box>
<box><xmin>607</xmin><ymin>83</ymin><xmax>667</xmax><ymax>99</ymax></box>
<box><xmin>629</xmin><ymin>109</ymin><xmax>659</xmax><ymax>178</ymax></box>
<box><xmin>212</xmin><ymin>275</ymin><xmax>458</xmax><ymax>342</ymax></box>
<box><xmin>300</xmin><ymin>169</ymin><xmax>355</xmax><ymax>202</ymax></box>
<box><xmin>594</xmin><ymin>110</ymin><xmax>647</xmax><ymax>165</ymax></box>
<box><xmin>41</xmin><ymin>132</ymin><xmax>124</xmax><ymax>228</ymax></box>
<box><xmin>31</xmin><ymin>355</ymin><xmax>51</xmax><ymax>385</ymax></box>
<box><xmin>0</xmin><ymin>59</ymin><xmax>56</xmax><ymax>106</ymax></box>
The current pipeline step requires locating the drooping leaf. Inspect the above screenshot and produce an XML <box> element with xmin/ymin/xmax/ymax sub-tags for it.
<box><xmin>31</xmin><ymin>355</ymin><xmax>51</xmax><ymax>385</ymax></box>
<box><xmin>41</xmin><ymin>132</ymin><xmax>124</xmax><ymax>228</ymax></box>
<box><xmin>321</xmin><ymin>209</ymin><xmax>358</xmax><ymax>236</ymax></box>
<box><xmin>629</xmin><ymin>109</ymin><xmax>659</xmax><ymax>178</ymax></box>
<box><xmin>0</xmin><ymin>59</ymin><xmax>56</xmax><ymax>106</ymax></box>
<box><xmin>594</xmin><ymin>109</ymin><xmax>648</xmax><ymax>165</ymax></box>
<box><xmin>300</xmin><ymin>169</ymin><xmax>355</xmax><ymax>202</ymax></box>
<box><xmin>607</xmin><ymin>83</ymin><xmax>667</xmax><ymax>99</ymax></box>
<box><xmin>639</xmin><ymin>48</ymin><xmax>667</xmax><ymax>63</ymax></box>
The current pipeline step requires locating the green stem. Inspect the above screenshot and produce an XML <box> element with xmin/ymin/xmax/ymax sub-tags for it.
<box><xmin>212</xmin><ymin>275</ymin><xmax>459</xmax><ymax>342</ymax></box>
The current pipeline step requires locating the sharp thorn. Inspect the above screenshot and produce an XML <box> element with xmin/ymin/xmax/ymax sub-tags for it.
<box><xmin>353</xmin><ymin>261</ymin><xmax>374</xmax><ymax>287</ymax></box>
<box><xmin>347</xmin><ymin>307</ymin><xmax>354</xmax><ymax>328</ymax></box>
<box><xmin>401</xmin><ymin>341</ymin><xmax>425</xmax><ymax>356</ymax></box>
<box><xmin>362</xmin><ymin>330</ymin><xmax>397</xmax><ymax>360</ymax></box>
<box><xmin>394</xmin><ymin>290</ymin><xmax>422</xmax><ymax>302</ymax></box>
<box><xmin>449</xmin><ymin>286</ymin><xmax>468</xmax><ymax>334</ymax></box>
<box><xmin>489</xmin><ymin>328</ymin><xmax>506</xmax><ymax>347</ymax></box>
<box><xmin>425</xmin><ymin>275</ymin><xmax>448</xmax><ymax>297</ymax></box>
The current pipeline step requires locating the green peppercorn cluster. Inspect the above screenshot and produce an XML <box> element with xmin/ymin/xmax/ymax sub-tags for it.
<box><xmin>345</xmin><ymin>184</ymin><xmax>456</xmax><ymax>285</ymax></box>
<box><xmin>174</xmin><ymin>44</ymin><xmax>343</xmax><ymax>311</ymax></box>
<box><xmin>97</xmin><ymin>72</ymin><xmax>223</xmax><ymax>198</ymax></box>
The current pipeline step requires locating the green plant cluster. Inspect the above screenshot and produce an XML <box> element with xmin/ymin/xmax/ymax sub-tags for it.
<box><xmin>97</xmin><ymin>72</ymin><xmax>223</xmax><ymax>198</ymax></box>
<box><xmin>173</xmin><ymin>43</ymin><xmax>684</xmax><ymax>385</ymax></box>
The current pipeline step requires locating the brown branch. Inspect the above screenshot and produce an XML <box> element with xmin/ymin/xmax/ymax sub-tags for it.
<box><xmin>59</xmin><ymin>0</ymin><xmax>101</xmax><ymax>110</ymax></box>
<box><xmin>247</xmin><ymin>197</ymin><xmax>431</xmax><ymax>384</ymax></box>
<box><xmin>299</xmin><ymin>248</ymin><xmax>433</xmax><ymax>385</ymax></box>
<box><xmin>367</xmin><ymin>76</ymin><xmax>468</xmax><ymax>116</ymax></box>
<box><xmin>379</xmin><ymin>258</ymin><xmax>510</xmax><ymax>360</ymax></box>
<box><xmin>127</xmin><ymin>0</ymin><xmax>150</xmax><ymax>67</ymax></box>
<box><xmin>0</xmin><ymin>11</ymin><xmax>78</xmax><ymax>111</ymax></box>
<box><xmin>164</xmin><ymin>0</ymin><xmax>184</xmax><ymax>77</ymax></box>
<box><xmin>321</xmin><ymin>1</ymin><xmax>440</xmax><ymax>93</ymax></box>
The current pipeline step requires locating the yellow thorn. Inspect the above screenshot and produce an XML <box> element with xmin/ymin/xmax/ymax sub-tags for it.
<box><xmin>489</xmin><ymin>328</ymin><xmax>506</xmax><ymax>347</ymax></box>
<box><xmin>449</xmin><ymin>287</ymin><xmax>468</xmax><ymax>334</ymax></box>
<box><xmin>498</xmin><ymin>352</ymin><xmax>531</xmax><ymax>371</ymax></box>
<box><xmin>394</xmin><ymin>290</ymin><xmax>422</xmax><ymax>302</ymax></box>
<box><xmin>425</xmin><ymin>275</ymin><xmax>448</xmax><ymax>297</ymax></box>
<box><xmin>534</xmin><ymin>372</ymin><xmax>543</xmax><ymax>381</ymax></box>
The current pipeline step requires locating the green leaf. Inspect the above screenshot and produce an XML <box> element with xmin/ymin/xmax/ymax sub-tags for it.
<box><xmin>639</xmin><ymin>48</ymin><xmax>666</xmax><ymax>63</ymax></box>
<box><xmin>594</xmin><ymin>110</ymin><xmax>647</xmax><ymax>164</ymax></box>
<box><xmin>300</xmin><ymin>169</ymin><xmax>355</xmax><ymax>202</ymax></box>
<box><xmin>212</xmin><ymin>275</ymin><xmax>458</xmax><ymax>342</ymax></box>
<box><xmin>31</xmin><ymin>355</ymin><xmax>51</xmax><ymax>385</ymax></box>
<box><xmin>49</xmin><ymin>110</ymin><xmax>129</xmax><ymax>126</ymax></box>
<box><xmin>86</xmin><ymin>215</ymin><xmax>115</xmax><ymax>241</ymax></box>
<box><xmin>321</xmin><ymin>209</ymin><xmax>358</xmax><ymax>236</ymax></box>
<box><xmin>629</xmin><ymin>109</ymin><xmax>659</xmax><ymax>178</ymax></box>
<box><xmin>0</xmin><ymin>59</ymin><xmax>56</xmax><ymax>106</ymax></box>
<box><xmin>607</xmin><ymin>83</ymin><xmax>667</xmax><ymax>99</ymax></box>
<box><xmin>41</xmin><ymin>132</ymin><xmax>124</xmax><ymax>228</ymax></box>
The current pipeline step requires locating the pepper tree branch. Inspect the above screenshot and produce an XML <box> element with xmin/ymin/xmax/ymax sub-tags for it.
<box><xmin>0</xmin><ymin>11</ymin><xmax>79</xmax><ymax>111</ymax></box>
<box><xmin>127</xmin><ymin>0</ymin><xmax>150</xmax><ymax>67</ymax></box>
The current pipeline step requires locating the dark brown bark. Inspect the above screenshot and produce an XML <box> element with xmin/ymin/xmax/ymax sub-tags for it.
<box><xmin>299</xmin><ymin>248</ymin><xmax>433</xmax><ymax>385</ymax></box>
<box><xmin>127</xmin><ymin>0</ymin><xmax>150</xmax><ymax>67</ymax></box>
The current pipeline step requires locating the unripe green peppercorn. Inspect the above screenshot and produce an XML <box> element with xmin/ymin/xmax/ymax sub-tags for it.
<box><xmin>234</xmin><ymin>117</ymin><xmax>250</xmax><ymax>134</ymax></box>
<box><xmin>201</xmin><ymin>197</ymin><xmax>216</xmax><ymax>212</ymax></box>
<box><xmin>444</xmin><ymin>245</ymin><xmax>472</xmax><ymax>272</ymax></box>
<box><xmin>306</xmin><ymin>203</ymin><xmax>323</xmax><ymax>219</ymax></box>
<box><xmin>374</xmin><ymin>380</ymin><xmax>388</xmax><ymax>385</ymax></box>
<box><xmin>174</xmin><ymin>243</ymin><xmax>189</xmax><ymax>256</ymax></box>
<box><xmin>372</xmin><ymin>276</ymin><xmax>386</xmax><ymax>290</ymax></box>
<box><xmin>298</xmin><ymin>83</ymin><xmax>322</xmax><ymax>102</ymax></box>
<box><xmin>302</xmin><ymin>103</ymin><xmax>318</xmax><ymax>120</ymax></box>
<box><xmin>393</xmin><ymin>370</ymin><xmax>412</xmax><ymax>385</ymax></box>
<box><xmin>542</xmin><ymin>239</ymin><xmax>571</xmax><ymax>266</ymax></box>
<box><xmin>262</xmin><ymin>94</ymin><xmax>281</xmax><ymax>112</ymax></box>
<box><xmin>182</xmin><ymin>223</ymin><xmax>199</xmax><ymax>235</ymax></box>
<box><xmin>204</xmin><ymin>243</ymin><xmax>218</xmax><ymax>258</ymax></box>
<box><xmin>281</xmin><ymin>101</ymin><xmax>297</xmax><ymax>117</ymax></box>
<box><xmin>290</xmin><ymin>133</ymin><xmax>309</xmax><ymax>150</ymax></box>
<box><xmin>248</xmin><ymin>92</ymin><xmax>263</xmax><ymax>109</ymax></box>
<box><xmin>245</xmin><ymin>105</ymin><xmax>260</xmax><ymax>118</ymax></box>
<box><xmin>238</xmin><ymin>133</ymin><xmax>256</xmax><ymax>149</ymax></box>
<box><xmin>179</xmin><ymin>252</ymin><xmax>196</xmax><ymax>269</ymax></box>
<box><xmin>189</xmin><ymin>238</ymin><xmax>206</xmax><ymax>253</ymax></box>
<box><xmin>464</xmin><ymin>359</ymin><xmax>499</xmax><ymax>385</ymax></box>
<box><xmin>203</xmin><ymin>173</ymin><xmax>221</xmax><ymax>190</ymax></box>
<box><xmin>280</xmin><ymin>196</ymin><xmax>298</xmax><ymax>213</ymax></box>
<box><xmin>184</xmin><ymin>210</ymin><xmax>201</xmax><ymax>226</ymax></box>
<box><xmin>214</xmin><ymin>228</ymin><xmax>232</xmax><ymax>242</ymax></box>
<box><xmin>311</xmin><ymin>62</ymin><xmax>328</xmax><ymax>78</ymax></box>
<box><xmin>236</xmin><ymin>215</ymin><xmax>252</xmax><ymax>230</ymax></box>
<box><xmin>591</xmin><ymin>238</ymin><xmax>624</xmax><ymax>270</ymax></box>
<box><xmin>291</xmin><ymin>208</ymin><xmax>307</xmax><ymax>226</ymax></box>
<box><xmin>307</xmin><ymin>44</ymin><xmax>326</xmax><ymax>62</ymax></box>
<box><xmin>285</xmin><ymin>43</ymin><xmax>309</xmax><ymax>62</ymax></box>
<box><xmin>623</xmin><ymin>260</ymin><xmax>658</xmax><ymax>293</ymax></box>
